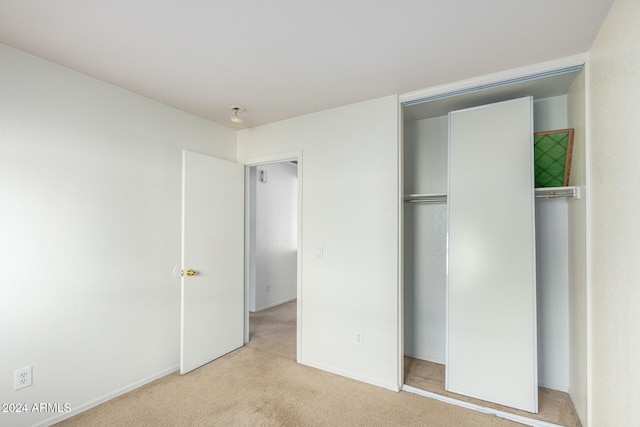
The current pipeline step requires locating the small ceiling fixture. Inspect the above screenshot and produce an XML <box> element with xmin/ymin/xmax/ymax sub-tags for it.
<box><xmin>230</xmin><ymin>105</ymin><xmax>245</xmax><ymax>124</ymax></box>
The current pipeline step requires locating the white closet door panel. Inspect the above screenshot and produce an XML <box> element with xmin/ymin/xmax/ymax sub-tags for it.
<box><xmin>446</xmin><ymin>97</ymin><xmax>538</xmax><ymax>412</ymax></box>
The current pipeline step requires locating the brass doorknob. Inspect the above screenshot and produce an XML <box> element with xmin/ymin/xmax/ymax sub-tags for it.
<box><xmin>181</xmin><ymin>269</ymin><xmax>197</xmax><ymax>277</ymax></box>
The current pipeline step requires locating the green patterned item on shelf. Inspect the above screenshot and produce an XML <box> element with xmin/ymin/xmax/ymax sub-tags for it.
<box><xmin>534</xmin><ymin>129</ymin><xmax>574</xmax><ymax>188</ymax></box>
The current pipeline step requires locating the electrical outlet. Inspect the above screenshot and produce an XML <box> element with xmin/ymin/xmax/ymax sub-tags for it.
<box><xmin>266</xmin><ymin>284</ymin><xmax>271</xmax><ymax>292</ymax></box>
<box><xmin>355</xmin><ymin>331</ymin><xmax>364</xmax><ymax>346</ymax></box>
<box><xmin>15</xmin><ymin>366</ymin><xmax>32</xmax><ymax>390</ymax></box>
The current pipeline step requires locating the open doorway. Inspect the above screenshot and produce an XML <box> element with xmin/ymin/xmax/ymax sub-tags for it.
<box><xmin>245</xmin><ymin>159</ymin><xmax>299</xmax><ymax>361</ymax></box>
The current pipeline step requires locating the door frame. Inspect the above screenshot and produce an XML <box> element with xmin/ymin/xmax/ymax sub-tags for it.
<box><xmin>242</xmin><ymin>151</ymin><xmax>303</xmax><ymax>362</ymax></box>
<box><xmin>397</xmin><ymin>54</ymin><xmax>590</xmax><ymax>419</ymax></box>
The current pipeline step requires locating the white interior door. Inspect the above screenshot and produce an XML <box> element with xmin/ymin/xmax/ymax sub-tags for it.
<box><xmin>181</xmin><ymin>150</ymin><xmax>245</xmax><ymax>374</ymax></box>
<box><xmin>446</xmin><ymin>97</ymin><xmax>538</xmax><ymax>412</ymax></box>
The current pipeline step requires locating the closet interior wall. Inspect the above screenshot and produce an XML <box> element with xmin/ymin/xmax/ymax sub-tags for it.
<box><xmin>403</xmin><ymin>72</ymin><xmax>585</xmax><ymax>394</ymax></box>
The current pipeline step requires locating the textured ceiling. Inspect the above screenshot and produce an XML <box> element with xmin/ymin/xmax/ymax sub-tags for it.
<box><xmin>0</xmin><ymin>0</ymin><xmax>613</xmax><ymax>129</ymax></box>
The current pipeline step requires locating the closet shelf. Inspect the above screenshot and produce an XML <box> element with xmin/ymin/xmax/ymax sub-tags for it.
<box><xmin>535</xmin><ymin>186</ymin><xmax>580</xmax><ymax>200</ymax></box>
<box><xmin>403</xmin><ymin>193</ymin><xmax>447</xmax><ymax>204</ymax></box>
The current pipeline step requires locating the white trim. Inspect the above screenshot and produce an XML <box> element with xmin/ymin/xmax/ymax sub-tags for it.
<box><xmin>530</xmin><ymin>97</ymin><xmax>540</xmax><ymax>413</ymax></box>
<box><xmin>397</xmin><ymin>100</ymin><xmax>405</xmax><ymax>391</ymax></box>
<box><xmin>400</xmin><ymin>53</ymin><xmax>589</xmax><ymax>105</ymax></box>
<box><xmin>583</xmin><ymin>55</ymin><xmax>593</xmax><ymax>427</ymax></box>
<box><xmin>244</xmin><ymin>166</ymin><xmax>254</xmax><ymax>335</ymax></box>
<box><xmin>242</xmin><ymin>151</ymin><xmax>303</xmax><ymax>363</ymax></box>
<box><xmin>402</xmin><ymin>385</ymin><xmax>564</xmax><ymax>427</ymax></box>
<box><xmin>241</xmin><ymin>151</ymin><xmax>302</xmax><ymax>166</ymax></box>
<box><xmin>36</xmin><ymin>364</ymin><xmax>180</xmax><ymax>427</ymax></box>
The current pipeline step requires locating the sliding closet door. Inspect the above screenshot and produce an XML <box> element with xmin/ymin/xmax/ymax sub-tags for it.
<box><xmin>446</xmin><ymin>97</ymin><xmax>538</xmax><ymax>412</ymax></box>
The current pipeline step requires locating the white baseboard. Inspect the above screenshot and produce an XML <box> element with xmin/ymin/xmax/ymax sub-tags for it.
<box><xmin>36</xmin><ymin>364</ymin><xmax>179</xmax><ymax>427</ymax></box>
<box><xmin>538</xmin><ymin>380</ymin><xmax>569</xmax><ymax>393</ymax></box>
<box><xmin>404</xmin><ymin>351</ymin><xmax>445</xmax><ymax>365</ymax></box>
<box><xmin>252</xmin><ymin>296</ymin><xmax>296</xmax><ymax>312</ymax></box>
<box><xmin>299</xmin><ymin>357</ymin><xmax>400</xmax><ymax>392</ymax></box>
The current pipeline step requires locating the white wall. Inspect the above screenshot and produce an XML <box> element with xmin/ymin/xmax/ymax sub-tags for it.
<box><xmin>589</xmin><ymin>0</ymin><xmax>640</xmax><ymax>424</ymax></box>
<box><xmin>238</xmin><ymin>96</ymin><xmax>400</xmax><ymax>390</ymax></box>
<box><xmin>403</xmin><ymin>116</ymin><xmax>447</xmax><ymax>363</ymax></box>
<box><xmin>533</xmin><ymin>95</ymin><xmax>568</xmax><ymax>131</ymax></box>
<box><xmin>0</xmin><ymin>45</ymin><xmax>236</xmax><ymax>427</ymax></box>
<box><xmin>533</xmin><ymin>95</ymin><xmax>570</xmax><ymax>392</ymax></box>
<box><xmin>534</xmin><ymin>198</ymin><xmax>570</xmax><ymax>391</ymax></box>
<box><xmin>403</xmin><ymin>116</ymin><xmax>449</xmax><ymax>195</ymax></box>
<box><xmin>250</xmin><ymin>162</ymin><xmax>297</xmax><ymax>311</ymax></box>
<box><xmin>566</xmin><ymin>69</ymin><xmax>588</xmax><ymax>424</ymax></box>
<box><xmin>0</xmin><ymin>35</ymin><xmax>610</xmax><ymax>427</ymax></box>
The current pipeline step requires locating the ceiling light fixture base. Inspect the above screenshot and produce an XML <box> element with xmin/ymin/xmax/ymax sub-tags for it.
<box><xmin>230</xmin><ymin>105</ymin><xmax>245</xmax><ymax>123</ymax></box>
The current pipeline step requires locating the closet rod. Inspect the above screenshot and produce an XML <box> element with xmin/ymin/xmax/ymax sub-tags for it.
<box><xmin>403</xmin><ymin>194</ymin><xmax>447</xmax><ymax>204</ymax></box>
<box><xmin>403</xmin><ymin>188</ymin><xmax>579</xmax><ymax>202</ymax></box>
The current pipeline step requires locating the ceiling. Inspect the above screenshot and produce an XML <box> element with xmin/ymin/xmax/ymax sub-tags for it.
<box><xmin>0</xmin><ymin>1</ymin><xmax>613</xmax><ymax>130</ymax></box>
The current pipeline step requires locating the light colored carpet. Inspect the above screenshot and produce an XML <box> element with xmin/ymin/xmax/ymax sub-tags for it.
<box><xmin>55</xmin><ymin>301</ymin><xmax>523</xmax><ymax>426</ymax></box>
<box><xmin>245</xmin><ymin>299</ymin><xmax>297</xmax><ymax>360</ymax></box>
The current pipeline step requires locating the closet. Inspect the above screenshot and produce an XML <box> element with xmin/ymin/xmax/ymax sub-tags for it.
<box><xmin>402</xmin><ymin>65</ymin><xmax>587</xmax><ymax>423</ymax></box>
